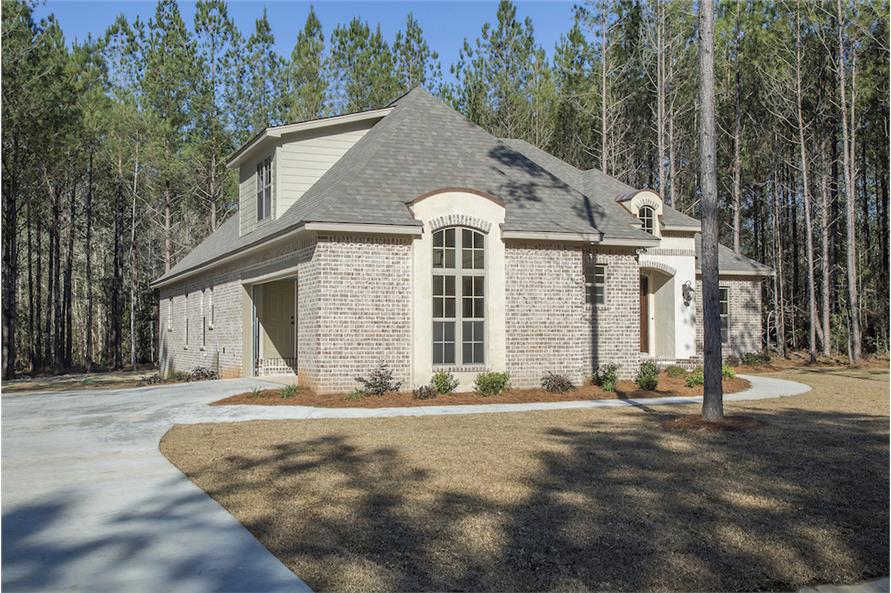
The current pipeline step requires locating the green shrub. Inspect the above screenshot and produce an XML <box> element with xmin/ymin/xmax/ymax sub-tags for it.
<box><xmin>474</xmin><ymin>372</ymin><xmax>510</xmax><ymax>396</ymax></box>
<box><xmin>593</xmin><ymin>363</ymin><xmax>619</xmax><ymax>392</ymax></box>
<box><xmin>355</xmin><ymin>361</ymin><xmax>403</xmax><ymax>396</ymax></box>
<box><xmin>343</xmin><ymin>390</ymin><xmax>364</xmax><ymax>401</ymax></box>
<box><xmin>741</xmin><ymin>351</ymin><xmax>770</xmax><ymax>366</ymax></box>
<box><xmin>635</xmin><ymin>361</ymin><xmax>660</xmax><ymax>391</ymax></box>
<box><xmin>249</xmin><ymin>385</ymin><xmax>265</xmax><ymax>398</ymax></box>
<box><xmin>685</xmin><ymin>368</ymin><xmax>705</xmax><ymax>387</ymax></box>
<box><xmin>722</xmin><ymin>364</ymin><xmax>736</xmax><ymax>379</ymax></box>
<box><xmin>173</xmin><ymin>371</ymin><xmax>191</xmax><ymax>382</ymax></box>
<box><xmin>413</xmin><ymin>385</ymin><xmax>437</xmax><ymax>400</ymax></box>
<box><xmin>431</xmin><ymin>371</ymin><xmax>459</xmax><ymax>395</ymax></box>
<box><xmin>541</xmin><ymin>371</ymin><xmax>575</xmax><ymax>393</ymax></box>
<box><xmin>663</xmin><ymin>365</ymin><xmax>687</xmax><ymax>378</ymax></box>
<box><xmin>279</xmin><ymin>384</ymin><xmax>299</xmax><ymax>399</ymax></box>
<box><xmin>138</xmin><ymin>373</ymin><xmax>164</xmax><ymax>386</ymax></box>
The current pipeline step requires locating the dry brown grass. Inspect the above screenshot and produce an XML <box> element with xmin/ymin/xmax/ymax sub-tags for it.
<box><xmin>162</xmin><ymin>368</ymin><xmax>890</xmax><ymax>592</ymax></box>
<box><xmin>213</xmin><ymin>375</ymin><xmax>751</xmax><ymax>407</ymax></box>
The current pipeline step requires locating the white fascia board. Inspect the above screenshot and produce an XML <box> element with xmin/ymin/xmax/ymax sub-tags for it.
<box><xmin>662</xmin><ymin>224</ymin><xmax>702</xmax><ymax>232</ymax></box>
<box><xmin>226</xmin><ymin>108</ymin><xmax>393</xmax><ymax>169</ymax></box>
<box><xmin>501</xmin><ymin>230</ymin><xmax>603</xmax><ymax>242</ymax></box>
<box><xmin>695</xmin><ymin>268</ymin><xmax>775</xmax><ymax>277</ymax></box>
<box><xmin>599</xmin><ymin>237</ymin><xmax>661</xmax><ymax>247</ymax></box>
<box><xmin>151</xmin><ymin>225</ymin><xmax>311</xmax><ymax>289</ymax></box>
<box><xmin>304</xmin><ymin>222</ymin><xmax>423</xmax><ymax>236</ymax></box>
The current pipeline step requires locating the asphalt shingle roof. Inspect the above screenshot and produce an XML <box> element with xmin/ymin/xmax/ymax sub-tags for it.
<box><xmin>155</xmin><ymin>87</ymin><xmax>769</xmax><ymax>284</ymax></box>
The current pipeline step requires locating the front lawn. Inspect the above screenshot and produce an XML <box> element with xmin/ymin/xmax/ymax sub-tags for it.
<box><xmin>212</xmin><ymin>373</ymin><xmax>751</xmax><ymax>407</ymax></box>
<box><xmin>162</xmin><ymin>368</ymin><xmax>889</xmax><ymax>592</ymax></box>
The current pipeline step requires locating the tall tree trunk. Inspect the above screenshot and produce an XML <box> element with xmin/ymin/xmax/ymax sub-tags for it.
<box><xmin>63</xmin><ymin>179</ymin><xmax>76</xmax><ymax>368</ymax></box>
<box><xmin>2</xmin><ymin>141</ymin><xmax>19</xmax><ymax>379</ymax></box>
<box><xmin>112</xmin><ymin>185</ymin><xmax>124</xmax><ymax>369</ymax></box>
<box><xmin>731</xmin><ymin>0</ymin><xmax>742</xmax><ymax>253</ymax></box>
<box><xmin>795</xmin><ymin>0</ymin><xmax>817</xmax><ymax>362</ymax></box>
<box><xmin>26</xmin><ymin>194</ymin><xmax>35</xmax><ymax>372</ymax></box>
<box><xmin>600</xmin><ymin>7</ymin><xmax>609</xmax><ymax>175</ymax></box>
<box><xmin>52</xmin><ymin>184</ymin><xmax>63</xmax><ymax>370</ymax></box>
<box><xmin>85</xmin><ymin>150</ymin><xmax>94</xmax><ymax>372</ymax></box>
<box><xmin>772</xmin><ymin>174</ymin><xmax>787</xmax><ymax>357</ymax></box>
<box><xmin>164</xmin><ymin>181</ymin><xmax>173</xmax><ymax>273</ymax></box>
<box><xmin>820</xmin><ymin>164</ymin><xmax>832</xmax><ymax>356</ymax></box>
<box><xmin>656</xmin><ymin>0</ymin><xmax>667</xmax><ymax>200</ymax></box>
<box><xmin>698</xmin><ymin>0</ymin><xmax>723</xmax><ymax>421</ymax></box>
<box><xmin>835</xmin><ymin>0</ymin><xmax>862</xmax><ymax>363</ymax></box>
<box><xmin>129</xmin><ymin>150</ymin><xmax>140</xmax><ymax>368</ymax></box>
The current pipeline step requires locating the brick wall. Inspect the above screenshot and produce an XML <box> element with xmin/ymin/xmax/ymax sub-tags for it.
<box><xmin>695</xmin><ymin>277</ymin><xmax>763</xmax><ymax>358</ymax></box>
<box><xmin>309</xmin><ymin>235</ymin><xmax>413</xmax><ymax>393</ymax></box>
<box><xmin>504</xmin><ymin>242</ymin><xmax>640</xmax><ymax>386</ymax></box>
<box><xmin>158</xmin><ymin>237</ymin><xmax>316</xmax><ymax>379</ymax></box>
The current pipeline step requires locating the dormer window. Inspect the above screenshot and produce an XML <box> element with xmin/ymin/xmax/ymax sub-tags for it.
<box><xmin>639</xmin><ymin>206</ymin><xmax>655</xmax><ymax>234</ymax></box>
<box><xmin>256</xmin><ymin>156</ymin><xmax>272</xmax><ymax>221</ymax></box>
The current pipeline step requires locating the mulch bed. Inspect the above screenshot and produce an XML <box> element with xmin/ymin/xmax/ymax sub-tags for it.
<box><xmin>211</xmin><ymin>375</ymin><xmax>751</xmax><ymax>408</ymax></box>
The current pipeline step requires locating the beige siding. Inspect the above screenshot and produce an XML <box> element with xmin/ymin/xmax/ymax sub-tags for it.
<box><xmin>238</xmin><ymin>120</ymin><xmax>373</xmax><ymax>237</ymax></box>
<box><xmin>275</xmin><ymin>120</ymin><xmax>373</xmax><ymax>215</ymax></box>
<box><xmin>239</xmin><ymin>162</ymin><xmax>257</xmax><ymax>236</ymax></box>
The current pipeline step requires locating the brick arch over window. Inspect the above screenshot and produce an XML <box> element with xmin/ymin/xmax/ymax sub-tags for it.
<box><xmin>638</xmin><ymin>259</ymin><xmax>677</xmax><ymax>277</ymax></box>
<box><xmin>429</xmin><ymin>214</ymin><xmax>492</xmax><ymax>234</ymax></box>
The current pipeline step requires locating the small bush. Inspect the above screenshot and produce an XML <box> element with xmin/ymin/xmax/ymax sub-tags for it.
<box><xmin>173</xmin><ymin>371</ymin><xmax>191</xmax><ymax>382</ymax></box>
<box><xmin>724</xmin><ymin>354</ymin><xmax>741</xmax><ymax>367</ymax></box>
<box><xmin>593</xmin><ymin>363</ymin><xmax>619</xmax><ymax>392</ymax></box>
<box><xmin>413</xmin><ymin>385</ymin><xmax>437</xmax><ymax>400</ymax></box>
<box><xmin>741</xmin><ymin>351</ymin><xmax>770</xmax><ymax>366</ymax></box>
<box><xmin>139</xmin><ymin>373</ymin><xmax>164</xmax><ymax>386</ymax></box>
<box><xmin>188</xmin><ymin>366</ymin><xmax>219</xmax><ymax>382</ymax></box>
<box><xmin>686</xmin><ymin>368</ymin><xmax>705</xmax><ymax>387</ymax></box>
<box><xmin>663</xmin><ymin>365</ymin><xmax>687</xmax><ymax>378</ymax></box>
<box><xmin>279</xmin><ymin>385</ymin><xmax>299</xmax><ymax>399</ymax></box>
<box><xmin>722</xmin><ymin>364</ymin><xmax>736</xmax><ymax>379</ymax></box>
<box><xmin>635</xmin><ymin>361</ymin><xmax>660</xmax><ymax>391</ymax></box>
<box><xmin>355</xmin><ymin>361</ymin><xmax>403</xmax><ymax>396</ymax></box>
<box><xmin>541</xmin><ymin>371</ymin><xmax>575</xmax><ymax>393</ymax></box>
<box><xmin>474</xmin><ymin>372</ymin><xmax>510</xmax><ymax>396</ymax></box>
<box><xmin>343</xmin><ymin>390</ymin><xmax>364</xmax><ymax>401</ymax></box>
<box><xmin>431</xmin><ymin>371</ymin><xmax>459</xmax><ymax>395</ymax></box>
<box><xmin>249</xmin><ymin>385</ymin><xmax>265</xmax><ymax>398</ymax></box>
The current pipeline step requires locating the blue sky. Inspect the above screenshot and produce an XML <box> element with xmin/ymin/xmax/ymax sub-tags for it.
<box><xmin>35</xmin><ymin>1</ymin><xmax>578</xmax><ymax>83</ymax></box>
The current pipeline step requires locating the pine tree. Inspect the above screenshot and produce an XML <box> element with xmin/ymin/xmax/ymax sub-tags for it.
<box><xmin>329</xmin><ymin>17</ymin><xmax>400</xmax><ymax>111</ymax></box>
<box><xmin>393</xmin><ymin>12</ymin><xmax>442</xmax><ymax>92</ymax></box>
<box><xmin>288</xmin><ymin>5</ymin><xmax>327</xmax><ymax>122</ymax></box>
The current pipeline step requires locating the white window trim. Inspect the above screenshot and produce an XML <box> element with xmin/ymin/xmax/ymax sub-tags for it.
<box><xmin>433</xmin><ymin>227</ymin><xmax>486</xmax><ymax>368</ymax></box>
<box><xmin>584</xmin><ymin>254</ymin><xmax>607</xmax><ymax>306</ymax></box>
<box><xmin>183</xmin><ymin>292</ymin><xmax>190</xmax><ymax>350</ymax></box>
<box><xmin>639</xmin><ymin>206</ymin><xmax>655</xmax><ymax>235</ymax></box>
<box><xmin>719</xmin><ymin>286</ymin><xmax>730</xmax><ymax>344</ymax></box>
<box><xmin>256</xmin><ymin>155</ymin><xmax>273</xmax><ymax>222</ymax></box>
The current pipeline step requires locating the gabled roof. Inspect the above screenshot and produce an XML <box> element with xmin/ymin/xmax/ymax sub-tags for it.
<box><xmin>154</xmin><ymin>87</ymin><xmax>769</xmax><ymax>286</ymax></box>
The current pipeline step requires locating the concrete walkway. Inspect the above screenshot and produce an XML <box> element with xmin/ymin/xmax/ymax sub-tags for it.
<box><xmin>1</xmin><ymin>372</ymin><xmax>811</xmax><ymax>592</ymax></box>
<box><xmin>196</xmin><ymin>374</ymin><xmax>812</xmax><ymax>421</ymax></box>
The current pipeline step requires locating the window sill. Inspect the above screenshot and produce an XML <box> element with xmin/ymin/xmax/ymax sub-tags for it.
<box><xmin>433</xmin><ymin>365</ymin><xmax>489</xmax><ymax>374</ymax></box>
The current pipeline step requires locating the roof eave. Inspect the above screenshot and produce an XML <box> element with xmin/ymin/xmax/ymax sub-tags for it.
<box><xmin>225</xmin><ymin>107</ymin><xmax>394</xmax><ymax>169</ymax></box>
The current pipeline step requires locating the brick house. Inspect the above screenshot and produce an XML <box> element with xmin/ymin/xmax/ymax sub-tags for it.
<box><xmin>151</xmin><ymin>87</ymin><xmax>772</xmax><ymax>392</ymax></box>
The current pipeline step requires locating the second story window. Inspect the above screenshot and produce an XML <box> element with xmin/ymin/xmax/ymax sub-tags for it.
<box><xmin>257</xmin><ymin>156</ymin><xmax>272</xmax><ymax>221</ymax></box>
<box><xmin>639</xmin><ymin>206</ymin><xmax>655</xmax><ymax>234</ymax></box>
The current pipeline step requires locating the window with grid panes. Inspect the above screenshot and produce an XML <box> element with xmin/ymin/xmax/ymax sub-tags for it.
<box><xmin>432</xmin><ymin>227</ymin><xmax>485</xmax><ymax>365</ymax></box>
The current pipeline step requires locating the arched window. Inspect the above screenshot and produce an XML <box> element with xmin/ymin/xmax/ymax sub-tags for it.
<box><xmin>433</xmin><ymin>227</ymin><xmax>485</xmax><ymax>365</ymax></box>
<box><xmin>638</xmin><ymin>206</ymin><xmax>655</xmax><ymax>234</ymax></box>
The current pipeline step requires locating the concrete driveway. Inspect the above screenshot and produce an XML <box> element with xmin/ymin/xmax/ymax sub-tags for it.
<box><xmin>2</xmin><ymin>379</ymin><xmax>311</xmax><ymax>593</ymax></box>
<box><xmin>2</xmin><ymin>374</ymin><xmax>812</xmax><ymax>592</ymax></box>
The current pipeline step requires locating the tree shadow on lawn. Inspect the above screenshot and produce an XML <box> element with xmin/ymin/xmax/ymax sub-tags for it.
<box><xmin>175</xmin><ymin>406</ymin><xmax>889</xmax><ymax>593</ymax></box>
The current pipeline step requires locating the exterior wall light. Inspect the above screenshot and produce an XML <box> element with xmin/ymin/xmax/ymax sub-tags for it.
<box><xmin>682</xmin><ymin>280</ymin><xmax>694</xmax><ymax>306</ymax></box>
